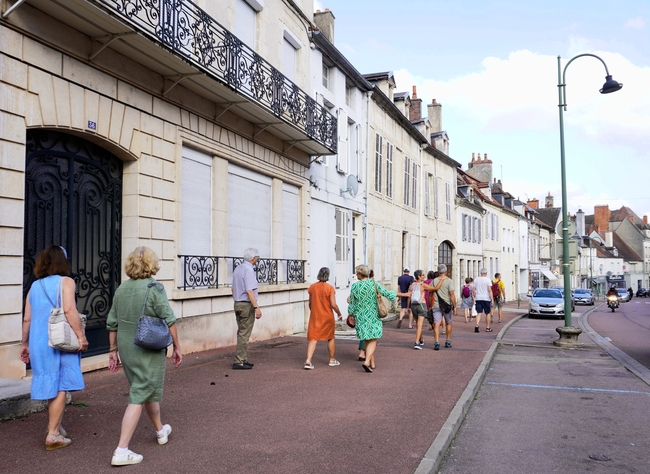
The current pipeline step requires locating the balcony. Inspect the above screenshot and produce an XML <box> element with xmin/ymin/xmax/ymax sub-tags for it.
<box><xmin>178</xmin><ymin>255</ymin><xmax>306</xmax><ymax>290</ymax></box>
<box><xmin>16</xmin><ymin>0</ymin><xmax>336</xmax><ymax>155</ymax></box>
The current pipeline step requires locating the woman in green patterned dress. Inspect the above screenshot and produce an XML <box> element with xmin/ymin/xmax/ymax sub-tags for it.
<box><xmin>347</xmin><ymin>264</ymin><xmax>398</xmax><ymax>372</ymax></box>
<box><xmin>106</xmin><ymin>247</ymin><xmax>182</xmax><ymax>466</ymax></box>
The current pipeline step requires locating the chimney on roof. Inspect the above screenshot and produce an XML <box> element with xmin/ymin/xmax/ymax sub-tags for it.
<box><xmin>465</xmin><ymin>152</ymin><xmax>492</xmax><ymax>183</ymax></box>
<box><xmin>427</xmin><ymin>98</ymin><xmax>442</xmax><ymax>132</ymax></box>
<box><xmin>576</xmin><ymin>208</ymin><xmax>585</xmax><ymax>236</ymax></box>
<box><xmin>409</xmin><ymin>85</ymin><xmax>422</xmax><ymax>121</ymax></box>
<box><xmin>644</xmin><ymin>215</ymin><xmax>648</xmax><ymax>225</ymax></box>
<box><xmin>527</xmin><ymin>198</ymin><xmax>539</xmax><ymax>209</ymax></box>
<box><xmin>314</xmin><ymin>9</ymin><xmax>335</xmax><ymax>43</ymax></box>
<box><xmin>594</xmin><ymin>205</ymin><xmax>611</xmax><ymax>233</ymax></box>
<box><xmin>545</xmin><ymin>192</ymin><xmax>554</xmax><ymax>208</ymax></box>
<box><xmin>605</xmin><ymin>230</ymin><xmax>613</xmax><ymax>248</ymax></box>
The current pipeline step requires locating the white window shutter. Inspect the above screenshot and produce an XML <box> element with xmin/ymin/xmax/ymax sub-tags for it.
<box><xmin>374</xmin><ymin>226</ymin><xmax>382</xmax><ymax>279</ymax></box>
<box><xmin>462</xmin><ymin>214</ymin><xmax>466</xmax><ymax>241</ymax></box>
<box><xmin>337</xmin><ymin>108</ymin><xmax>348</xmax><ymax>173</ymax></box>
<box><xmin>181</xmin><ymin>148</ymin><xmax>212</xmax><ymax>256</ymax></box>
<box><xmin>282</xmin><ymin>183</ymin><xmax>299</xmax><ymax>259</ymax></box>
<box><xmin>384</xmin><ymin>228</ymin><xmax>392</xmax><ymax>281</ymax></box>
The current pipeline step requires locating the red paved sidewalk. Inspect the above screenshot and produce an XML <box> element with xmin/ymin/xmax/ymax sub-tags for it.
<box><xmin>0</xmin><ymin>305</ymin><xmax>525</xmax><ymax>473</ymax></box>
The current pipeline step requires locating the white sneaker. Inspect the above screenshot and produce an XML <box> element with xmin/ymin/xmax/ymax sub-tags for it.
<box><xmin>157</xmin><ymin>424</ymin><xmax>172</xmax><ymax>445</ymax></box>
<box><xmin>111</xmin><ymin>449</ymin><xmax>143</xmax><ymax>466</ymax></box>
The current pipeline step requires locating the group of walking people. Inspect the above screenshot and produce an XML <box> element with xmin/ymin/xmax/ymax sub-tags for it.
<box><xmin>21</xmin><ymin>245</ymin><xmax>181</xmax><ymax>466</ymax></box>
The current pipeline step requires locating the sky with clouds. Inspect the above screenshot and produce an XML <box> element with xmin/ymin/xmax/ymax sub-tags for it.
<box><xmin>314</xmin><ymin>0</ymin><xmax>650</xmax><ymax>219</ymax></box>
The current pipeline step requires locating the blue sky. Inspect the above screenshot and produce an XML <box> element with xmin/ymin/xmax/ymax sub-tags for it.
<box><xmin>315</xmin><ymin>0</ymin><xmax>650</xmax><ymax>219</ymax></box>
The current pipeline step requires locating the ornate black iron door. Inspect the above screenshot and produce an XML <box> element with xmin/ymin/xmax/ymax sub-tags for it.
<box><xmin>23</xmin><ymin>130</ymin><xmax>123</xmax><ymax>356</ymax></box>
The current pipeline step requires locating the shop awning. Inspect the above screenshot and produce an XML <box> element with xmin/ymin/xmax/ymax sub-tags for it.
<box><xmin>541</xmin><ymin>269</ymin><xmax>558</xmax><ymax>281</ymax></box>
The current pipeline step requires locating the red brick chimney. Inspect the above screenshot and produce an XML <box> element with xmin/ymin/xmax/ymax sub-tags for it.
<box><xmin>594</xmin><ymin>205</ymin><xmax>611</xmax><ymax>233</ymax></box>
<box><xmin>409</xmin><ymin>85</ymin><xmax>422</xmax><ymax>121</ymax></box>
<box><xmin>527</xmin><ymin>199</ymin><xmax>539</xmax><ymax>209</ymax></box>
<box><xmin>644</xmin><ymin>215</ymin><xmax>648</xmax><ymax>225</ymax></box>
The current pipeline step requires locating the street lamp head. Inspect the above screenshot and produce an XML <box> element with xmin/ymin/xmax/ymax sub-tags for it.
<box><xmin>600</xmin><ymin>75</ymin><xmax>623</xmax><ymax>94</ymax></box>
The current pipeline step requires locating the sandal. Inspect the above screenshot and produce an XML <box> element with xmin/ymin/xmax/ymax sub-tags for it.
<box><xmin>304</xmin><ymin>361</ymin><xmax>314</xmax><ymax>370</ymax></box>
<box><xmin>329</xmin><ymin>359</ymin><xmax>340</xmax><ymax>367</ymax></box>
<box><xmin>486</xmin><ymin>328</ymin><xmax>493</xmax><ymax>332</ymax></box>
<box><xmin>362</xmin><ymin>363</ymin><xmax>373</xmax><ymax>373</ymax></box>
<box><xmin>45</xmin><ymin>434</ymin><xmax>72</xmax><ymax>451</ymax></box>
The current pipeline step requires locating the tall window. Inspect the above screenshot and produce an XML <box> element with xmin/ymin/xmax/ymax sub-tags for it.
<box><xmin>411</xmin><ymin>162</ymin><xmax>418</xmax><ymax>209</ymax></box>
<box><xmin>374</xmin><ymin>134</ymin><xmax>383</xmax><ymax>193</ymax></box>
<box><xmin>374</xmin><ymin>226</ymin><xmax>383</xmax><ymax>278</ymax></box>
<box><xmin>235</xmin><ymin>0</ymin><xmax>257</xmax><ymax>49</ymax></box>
<box><xmin>386</xmin><ymin>143</ymin><xmax>393</xmax><ymax>198</ymax></box>
<box><xmin>404</xmin><ymin>156</ymin><xmax>411</xmax><ymax>206</ymax></box>
<box><xmin>283</xmin><ymin>38</ymin><xmax>296</xmax><ymax>82</ymax></box>
<box><xmin>425</xmin><ymin>175</ymin><xmax>431</xmax><ymax>216</ymax></box>
<box><xmin>434</xmin><ymin>177</ymin><xmax>439</xmax><ymax>218</ymax></box>
<box><xmin>461</xmin><ymin>213</ymin><xmax>467</xmax><ymax>241</ymax></box>
<box><xmin>384</xmin><ymin>228</ymin><xmax>392</xmax><ymax>281</ymax></box>
<box><xmin>445</xmin><ymin>181</ymin><xmax>451</xmax><ymax>221</ymax></box>
<box><xmin>181</xmin><ymin>147</ymin><xmax>212</xmax><ymax>256</ymax></box>
<box><xmin>322</xmin><ymin>63</ymin><xmax>330</xmax><ymax>89</ymax></box>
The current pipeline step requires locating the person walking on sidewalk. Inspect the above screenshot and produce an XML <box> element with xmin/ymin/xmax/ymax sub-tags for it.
<box><xmin>408</xmin><ymin>270</ymin><xmax>445</xmax><ymax>349</ymax></box>
<box><xmin>460</xmin><ymin>277</ymin><xmax>474</xmax><ymax>323</ymax></box>
<box><xmin>304</xmin><ymin>267</ymin><xmax>343</xmax><ymax>369</ymax></box>
<box><xmin>429</xmin><ymin>265</ymin><xmax>456</xmax><ymax>350</ymax></box>
<box><xmin>396</xmin><ymin>268</ymin><xmax>414</xmax><ymax>329</ymax></box>
<box><xmin>20</xmin><ymin>245</ymin><xmax>88</xmax><ymax>451</ymax></box>
<box><xmin>231</xmin><ymin>248</ymin><xmax>262</xmax><ymax>370</ymax></box>
<box><xmin>347</xmin><ymin>265</ymin><xmax>397</xmax><ymax>372</ymax></box>
<box><xmin>106</xmin><ymin>247</ymin><xmax>182</xmax><ymax>466</ymax></box>
<box><xmin>492</xmin><ymin>273</ymin><xmax>506</xmax><ymax>323</ymax></box>
<box><xmin>473</xmin><ymin>268</ymin><xmax>494</xmax><ymax>333</ymax></box>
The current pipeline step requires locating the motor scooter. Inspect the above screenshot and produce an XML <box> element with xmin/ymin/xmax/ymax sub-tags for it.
<box><xmin>607</xmin><ymin>295</ymin><xmax>619</xmax><ymax>312</ymax></box>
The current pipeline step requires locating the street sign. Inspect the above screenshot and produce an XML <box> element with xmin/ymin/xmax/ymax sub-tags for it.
<box><xmin>556</xmin><ymin>238</ymin><xmax>578</xmax><ymax>260</ymax></box>
<box><xmin>556</xmin><ymin>219</ymin><xmax>578</xmax><ymax>237</ymax></box>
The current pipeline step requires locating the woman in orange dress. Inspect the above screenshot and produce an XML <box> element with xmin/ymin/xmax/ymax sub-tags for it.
<box><xmin>304</xmin><ymin>267</ymin><xmax>343</xmax><ymax>369</ymax></box>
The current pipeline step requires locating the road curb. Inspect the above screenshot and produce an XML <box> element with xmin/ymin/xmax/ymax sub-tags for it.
<box><xmin>413</xmin><ymin>313</ymin><xmax>527</xmax><ymax>474</ymax></box>
<box><xmin>579</xmin><ymin>303</ymin><xmax>650</xmax><ymax>388</ymax></box>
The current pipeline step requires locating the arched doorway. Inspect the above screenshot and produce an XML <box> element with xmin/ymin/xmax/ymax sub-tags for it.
<box><xmin>438</xmin><ymin>241</ymin><xmax>453</xmax><ymax>279</ymax></box>
<box><xmin>23</xmin><ymin>130</ymin><xmax>123</xmax><ymax>356</ymax></box>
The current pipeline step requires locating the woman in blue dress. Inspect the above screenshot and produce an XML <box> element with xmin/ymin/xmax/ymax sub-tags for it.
<box><xmin>20</xmin><ymin>245</ymin><xmax>88</xmax><ymax>450</ymax></box>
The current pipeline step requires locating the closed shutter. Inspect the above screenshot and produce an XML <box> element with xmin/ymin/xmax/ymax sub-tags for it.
<box><xmin>282</xmin><ymin>183</ymin><xmax>299</xmax><ymax>259</ymax></box>
<box><xmin>181</xmin><ymin>147</ymin><xmax>212</xmax><ymax>256</ymax></box>
<box><xmin>410</xmin><ymin>234</ymin><xmax>417</xmax><ymax>271</ymax></box>
<box><xmin>428</xmin><ymin>238</ymin><xmax>436</xmax><ymax>271</ymax></box>
<box><xmin>384</xmin><ymin>228</ymin><xmax>392</xmax><ymax>281</ymax></box>
<box><xmin>337</xmin><ymin>109</ymin><xmax>348</xmax><ymax>172</ymax></box>
<box><xmin>373</xmin><ymin>226</ymin><xmax>382</xmax><ymax>279</ymax></box>
<box><xmin>462</xmin><ymin>214</ymin><xmax>466</xmax><ymax>241</ymax></box>
<box><xmin>228</xmin><ymin>164</ymin><xmax>272</xmax><ymax>257</ymax></box>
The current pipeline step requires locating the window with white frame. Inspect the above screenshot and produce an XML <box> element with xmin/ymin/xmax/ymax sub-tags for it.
<box><xmin>345</xmin><ymin>84</ymin><xmax>352</xmax><ymax>106</ymax></box>
<box><xmin>282</xmin><ymin>29</ymin><xmax>301</xmax><ymax>83</ymax></box>
<box><xmin>424</xmin><ymin>173</ymin><xmax>432</xmax><ymax>216</ymax></box>
<box><xmin>234</xmin><ymin>0</ymin><xmax>259</xmax><ymax>49</ymax></box>
<box><xmin>445</xmin><ymin>181</ymin><xmax>451</xmax><ymax>221</ymax></box>
<box><xmin>337</xmin><ymin>108</ymin><xmax>348</xmax><ymax>173</ymax></box>
<box><xmin>386</xmin><ymin>143</ymin><xmax>393</xmax><ymax>198</ymax></box>
<box><xmin>411</xmin><ymin>162</ymin><xmax>418</xmax><ymax>209</ymax></box>
<box><xmin>348</xmin><ymin>121</ymin><xmax>359</xmax><ymax>177</ymax></box>
<box><xmin>404</xmin><ymin>156</ymin><xmax>411</xmax><ymax>206</ymax></box>
<box><xmin>228</xmin><ymin>163</ymin><xmax>272</xmax><ymax>257</ymax></box>
<box><xmin>374</xmin><ymin>134</ymin><xmax>383</xmax><ymax>193</ymax></box>
<box><xmin>434</xmin><ymin>177</ymin><xmax>439</xmax><ymax>218</ymax></box>
<box><xmin>181</xmin><ymin>147</ymin><xmax>212</xmax><ymax>256</ymax></box>
<box><xmin>322</xmin><ymin>63</ymin><xmax>330</xmax><ymax>89</ymax></box>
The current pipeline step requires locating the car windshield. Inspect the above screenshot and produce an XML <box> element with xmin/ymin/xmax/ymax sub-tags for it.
<box><xmin>617</xmin><ymin>290</ymin><xmax>626</xmax><ymax>294</ymax></box>
<box><xmin>533</xmin><ymin>290</ymin><xmax>562</xmax><ymax>298</ymax></box>
<box><xmin>574</xmin><ymin>289</ymin><xmax>590</xmax><ymax>294</ymax></box>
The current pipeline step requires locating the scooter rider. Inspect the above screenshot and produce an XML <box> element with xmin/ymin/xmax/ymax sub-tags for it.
<box><xmin>606</xmin><ymin>286</ymin><xmax>618</xmax><ymax>298</ymax></box>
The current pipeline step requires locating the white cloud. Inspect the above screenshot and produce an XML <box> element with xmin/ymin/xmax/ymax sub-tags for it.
<box><xmin>625</xmin><ymin>17</ymin><xmax>645</xmax><ymax>29</ymax></box>
<box><xmin>313</xmin><ymin>0</ymin><xmax>324</xmax><ymax>12</ymax></box>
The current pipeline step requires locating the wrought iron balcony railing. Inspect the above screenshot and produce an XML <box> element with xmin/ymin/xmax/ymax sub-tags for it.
<box><xmin>178</xmin><ymin>255</ymin><xmax>306</xmax><ymax>290</ymax></box>
<box><xmin>96</xmin><ymin>0</ymin><xmax>336</xmax><ymax>152</ymax></box>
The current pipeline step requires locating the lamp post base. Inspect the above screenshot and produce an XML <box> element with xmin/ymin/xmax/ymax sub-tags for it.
<box><xmin>554</xmin><ymin>326</ymin><xmax>584</xmax><ymax>347</ymax></box>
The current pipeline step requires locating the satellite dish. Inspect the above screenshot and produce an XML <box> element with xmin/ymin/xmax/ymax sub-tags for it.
<box><xmin>341</xmin><ymin>174</ymin><xmax>359</xmax><ymax>197</ymax></box>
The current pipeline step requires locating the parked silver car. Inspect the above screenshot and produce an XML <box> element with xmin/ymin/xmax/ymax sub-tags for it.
<box><xmin>528</xmin><ymin>288</ymin><xmax>566</xmax><ymax>319</ymax></box>
<box><xmin>616</xmin><ymin>289</ymin><xmax>630</xmax><ymax>302</ymax></box>
<box><xmin>572</xmin><ymin>288</ymin><xmax>595</xmax><ymax>305</ymax></box>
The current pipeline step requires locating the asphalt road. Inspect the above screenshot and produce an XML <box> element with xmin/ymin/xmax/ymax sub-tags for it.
<box><xmin>588</xmin><ymin>297</ymin><xmax>650</xmax><ymax>370</ymax></box>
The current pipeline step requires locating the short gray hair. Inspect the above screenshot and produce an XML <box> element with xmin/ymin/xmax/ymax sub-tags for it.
<box><xmin>480</xmin><ymin>267</ymin><xmax>488</xmax><ymax>275</ymax></box>
<box><xmin>243</xmin><ymin>248</ymin><xmax>260</xmax><ymax>262</ymax></box>
<box><xmin>317</xmin><ymin>267</ymin><xmax>330</xmax><ymax>282</ymax></box>
<box><xmin>437</xmin><ymin>264</ymin><xmax>447</xmax><ymax>274</ymax></box>
<box><xmin>355</xmin><ymin>264</ymin><xmax>370</xmax><ymax>278</ymax></box>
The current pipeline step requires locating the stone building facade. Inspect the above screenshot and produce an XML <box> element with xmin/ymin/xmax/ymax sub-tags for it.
<box><xmin>0</xmin><ymin>0</ymin><xmax>335</xmax><ymax>378</ymax></box>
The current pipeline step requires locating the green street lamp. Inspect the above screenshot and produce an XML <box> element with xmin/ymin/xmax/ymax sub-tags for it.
<box><xmin>554</xmin><ymin>53</ymin><xmax>622</xmax><ymax>347</ymax></box>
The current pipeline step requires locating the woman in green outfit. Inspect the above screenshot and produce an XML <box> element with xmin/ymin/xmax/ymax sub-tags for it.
<box><xmin>347</xmin><ymin>265</ymin><xmax>398</xmax><ymax>372</ymax></box>
<box><xmin>106</xmin><ymin>247</ymin><xmax>182</xmax><ymax>466</ymax></box>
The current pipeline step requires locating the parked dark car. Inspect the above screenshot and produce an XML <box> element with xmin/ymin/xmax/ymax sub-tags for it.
<box><xmin>572</xmin><ymin>288</ymin><xmax>594</xmax><ymax>305</ymax></box>
<box><xmin>636</xmin><ymin>288</ymin><xmax>649</xmax><ymax>297</ymax></box>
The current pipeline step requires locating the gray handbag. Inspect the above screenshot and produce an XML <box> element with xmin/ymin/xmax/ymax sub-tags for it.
<box><xmin>134</xmin><ymin>280</ymin><xmax>172</xmax><ymax>351</ymax></box>
<box><xmin>43</xmin><ymin>277</ymin><xmax>87</xmax><ymax>352</ymax></box>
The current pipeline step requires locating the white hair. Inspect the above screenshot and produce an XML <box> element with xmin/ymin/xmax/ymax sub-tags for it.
<box><xmin>243</xmin><ymin>248</ymin><xmax>260</xmax><ymax>262</ymax></box>
<box><xmin>480</xmin><ymin>268</ymin><xmax>488</xmax><ymax>275</ymax></box>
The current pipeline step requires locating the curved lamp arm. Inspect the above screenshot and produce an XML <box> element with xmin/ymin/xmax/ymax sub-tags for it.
<box><xmin>558</xmin><ymin>53</ymin><xmax>619</xmax><ymax>110</ymax></box>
